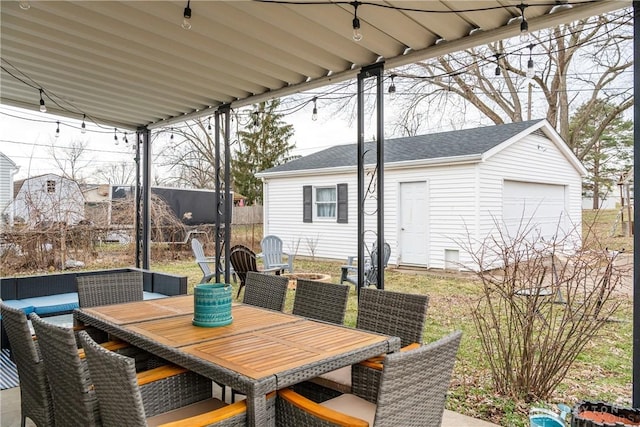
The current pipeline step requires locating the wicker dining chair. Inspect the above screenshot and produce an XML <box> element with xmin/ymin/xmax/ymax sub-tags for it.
<box><xmin>78</xmin><ymin>330</ymin><xmax>273</xmax><ymax>427</ymax></box>
<box><xmin>292</xmin><ymin>279</ymin><xmax>349</xmax><ymax>325</ymax></box>
<box><xmin>242</xmin><ymin>271</ymin><xmax>289</xmax><ymax>312</ymax></box>
<box><xmin>31</xmin><ymin>314</ymin><xmax>213</xmax><ymax>426</ymax></box>
<box><xmin>310</xmin><ymin>287</ymin><xmax>430</xmax><ymax>395</ymax></box>
<box><xmin>76</xmin><ymin>271</ymin><xmax>144</xmax><ymax>308</ymax></box>
<box><xmin>276</xmin><ymin>330</ymin><xmax>462</xmax><ymax>427</ymax></box>
<box><xmin>0</xmin><ymin>302</ymin><xmax>55</xmax><ymax>427</ymax></box>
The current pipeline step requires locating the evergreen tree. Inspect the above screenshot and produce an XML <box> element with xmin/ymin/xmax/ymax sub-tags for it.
<box><xmin>233</xmin><ymin>100</ymin><xmax>296</xmax><ymax>205</ymax></box>
<box><xmin>570</xmin><ymin>100</ymin><xmax>633</xmax><ymax>209</ymax></box>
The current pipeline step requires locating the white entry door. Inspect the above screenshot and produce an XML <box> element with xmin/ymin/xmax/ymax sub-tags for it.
<box><xmin>399</xmin><ymin>181</ymin><xmax>428</xmax><ymax>266</ymax></box>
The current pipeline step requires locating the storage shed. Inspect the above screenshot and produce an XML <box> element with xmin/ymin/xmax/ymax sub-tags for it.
<box><xmin>257</xmin><ymin>119</ymin><xmax>586</xmax><ymax>270</ymax></box>
<box><xmin>0</xmin><ymin>153</ymin><xmax>19</xmax><ymax>229</ymax></box>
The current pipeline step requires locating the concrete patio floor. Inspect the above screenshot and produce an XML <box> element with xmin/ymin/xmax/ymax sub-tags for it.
<box><xmin>0</xmin><ymin>385</ymin><xmax>500</xmax><ymax>426</ymax></box>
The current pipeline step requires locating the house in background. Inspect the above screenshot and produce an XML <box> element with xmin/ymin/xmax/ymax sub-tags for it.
<box><xmin>10</xmin><ymin>173</ymin><xmax>85</xmax><ymax>226</ymax></box>
<box><xmin>257</xmin><ymin>119</ymin><xmax>587</xmax><ymax>271</ymax></box>
<box><xmin>0</xmin><ymin>153</ymin><xmax>20</xmax><ymax>229</ymax></box>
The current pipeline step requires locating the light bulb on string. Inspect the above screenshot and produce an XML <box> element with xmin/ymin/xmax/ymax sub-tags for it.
<box><xmin>388</xmin><ymin>74</ymin><xmax>397</xmax><ymax>99</ymax></box>
<box><xmin>182</xmin><ymin>0</ymin><xmax>192</xmax><ymax>30</ymax></box>
<box><xmin>207</xmin><ymin>117</ymin><xmax>212</xmax><ymax>135</ymax></box>
<box><xmin>517</xmin><ymin>3</ymin><xmax>529</xmax><ymax>43</ymax></box>
<box><xmin>494</xmin><ymin>53</ymin><xmax>502</xmax><ymax>76</ymax></box>
<box><xmin>351</xmin><ymin>1</ymin><xmax>363</xmax><ymax>42</ymax></box>
<box><xmin>124</xmin><ymin>133</ymin><xmax>129</xmax><ymax>144</ymax></box>
<box><xmin>39</xmin><ymin>89</ymin><xmax>47</xmax><ymax>113</ymax></box>
<box><xmin>55</xmin><ymin>121</ymin><xmax>60</xmax><ymax>138</ymax></box>
<box><xmin>81</xmin><ymin>114</ymin><xmax>86</xmax><ymax>134</ymax></box>
<box><xmin>114</xmin><ymin>128</ymin><xmax>119</xmax><ymax>145</ymax></box>
<box><xmin>170</xmin><ymin>128</ymin><xmax>174</xmax><ymax>141</ymax></box>
<box><xmin>252</xmin><ymin>111</ymin><xmax>259</xmax><ymax>127</ymax></box>
<box><xmin>311</xmin><ymin>98</ymin><xmax>318</xmax><ymax>121</ymax></box>
<box><xmin>526</xmin><ymin>44</ymin><xmax>535</xmax><ymax>79</ymax></box>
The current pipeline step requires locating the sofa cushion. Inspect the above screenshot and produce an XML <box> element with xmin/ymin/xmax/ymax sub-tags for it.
<box><xmin>25</xmin><ymin>293</ymin><xmax>80</xmax><ymax>316</ymax></box>
<box><xmin>143</xmin><ymin>291</ymin><xmax>169</xmax><ymax>300</ymax></box>
<box><xmin>0</xmin><ymin>299</ymin><xmax>35</xmax><ymax>315</ymax></box>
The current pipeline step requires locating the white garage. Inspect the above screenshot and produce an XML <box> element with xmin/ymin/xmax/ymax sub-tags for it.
<box><xmin>258</xmin><ymin>119</ymin><xmax>586</xmax><ymax>270</ymax></box>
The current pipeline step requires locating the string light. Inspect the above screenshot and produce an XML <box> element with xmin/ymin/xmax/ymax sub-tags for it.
<box><xmin>351</xmin><ymin>1</ymin><xmax>363</xmax><ymax>42</ymax></box>
<box><xmin>81</xmin><ymin>114</ymin><xmax>86</xmax><ymax>134</ymax></box>
<box><xmin>517</xmin><ymin>2</ymin><xmax>530</xmax><ymax>43</ymax></box>
<box><xmin>114</xmin><ymin>128</ymin><xmax>119</xmax><ymax>145</ymax></box>
<box><xmin>55</xmin><ymin>121</ymin><xmax>60</xmax><ymax>138</ymax></box>
<box><xmin>388</xmin><ymin>74</ymin><xmax>397</xmax><ymax>99</ymax></box>
<box><xmin>311</xmin><ymin>97</ymin><xmax>318</xmax><ymax>121</ymax></box>
<box><xmin>182</xmin><ymin>0</ymin><xmax>192</xmax><ymax>30</ymax></box>
<box><xmin>252</xmin><ymin>111</ymin><xmax>259</xmax><ymax>127</ymax></box>
<box><xmin>18</xmin><ymin>1</ymin><xmax>30</xmax><ymax>10</ymax></box>
<box><xmin>170</xmin><ymin>128</ymin><xmax>174</xmax><ymax>140</ymax></box>
<box><xmin>124</xmin><ymin>132</ymin><xmax>129</xmax><ymax>144</ymax></box>
<box><xmin>207</xmin><ymin>117</ymin><xmax>212</xmax><ymax>135</ymax></box>
<box><xmin>494</xmin><ymin>53</ymin><xmax>502</xmax><ymax>76</ymax></box>
<box><xmin>526</xmin><ymin>44</ymin><xmax>535</xmax><ymax>78</ymax></box>
<box><xmin>39</xmin><ymin>89</ymin><xmax>47</xmax><ymax>113</ymax></box>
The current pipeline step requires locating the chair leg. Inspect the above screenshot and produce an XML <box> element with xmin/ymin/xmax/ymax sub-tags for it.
<box><xmin>236</xmin><ymin>283</ymin><xmax>245</xmax><ymax>299</ymax></box>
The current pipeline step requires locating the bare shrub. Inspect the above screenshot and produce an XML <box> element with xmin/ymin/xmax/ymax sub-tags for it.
<box><xmin>458</xmin><ymin>220</ymin><xmax>625</xmax><ymax>402</ymax></box>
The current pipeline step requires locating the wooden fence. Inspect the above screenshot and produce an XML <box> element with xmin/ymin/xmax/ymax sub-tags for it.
<box><xmin>232</xmin><ymin>205</ymin><xmax>263</xmax><ymax>225</ymax></box>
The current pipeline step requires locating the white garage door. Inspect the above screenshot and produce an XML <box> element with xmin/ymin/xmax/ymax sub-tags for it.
<box><xmin>503</xmin><ymin>181</ymin><xmax>567</xmax><ymax>241</ymax></box>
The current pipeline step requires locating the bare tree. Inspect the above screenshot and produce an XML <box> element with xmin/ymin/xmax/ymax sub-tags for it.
<box><xmin>48</xmin><ymin>138</ymin><xmax>93</xmax><ymax>182</ymax></box>
<box><xmin>391</xmin><ymin>10</ymin><xmax>632</xmax><ymax>160</ymax></box>
<box><xmin>154</xmin><ymin>118</ymin><xmax>228</xmax><ymax>188</ymax></box>
<box><xmin>95</xmin><ymin>161</ymin><xmax>136</xmax><ymax>185</ymax></box>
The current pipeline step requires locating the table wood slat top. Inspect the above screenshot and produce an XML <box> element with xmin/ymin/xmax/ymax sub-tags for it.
<box><xmin>180</xmin><ymin>320</ymin><xmax>389</xmax><ymax>379</ymax></box>
<box><xmin>82</xmin><ymin>295</ymin><xmax>195</xmax><ymax>324</ymax></box>
<box><xmin>124</xmin><ymin>305</ymin><xmax>303</xmax><ymax>347</ymax></box>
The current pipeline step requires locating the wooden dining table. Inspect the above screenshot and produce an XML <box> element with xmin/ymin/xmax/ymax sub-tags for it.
<box><xmin>74</xmin><ymin>295</ymin><xmax>400</xmax><ymax>427</ymax></box>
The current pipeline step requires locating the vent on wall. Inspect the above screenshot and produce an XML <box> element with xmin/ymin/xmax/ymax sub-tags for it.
<box><xmin>532</xmin><ymin>129</ymin><xmax>546</xmax><ymax>138</ymax></box>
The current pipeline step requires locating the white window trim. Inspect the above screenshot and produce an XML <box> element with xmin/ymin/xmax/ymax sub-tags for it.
<box><xmin>313</xmin><ymin>186</ymin><xmax>337</xmax><ymax>221</ymax></box>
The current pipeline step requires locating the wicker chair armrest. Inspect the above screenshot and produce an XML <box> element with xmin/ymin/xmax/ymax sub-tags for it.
<box><xmin>136</xmin><ymin>365</ymin><xmax>188</xmax><ymax>386</ymax></box>
<box><xmin>158</xmin><ymin>392</ymin><xmax>275</xmax><ymax>427</ymax></box>
<box><xmin>278</xmin><ymin>389</ymin><xmax>369</xmax><ymax>427</ymax></box>
<box><xmin>358</xmin><ymin>360</ymin><xmax>383</xmax><ymax>371</ymax></box>
<box><xmin>361</xmin><ymin>342</ymin><xmax>421</xmax><ymax>364</ymax></box>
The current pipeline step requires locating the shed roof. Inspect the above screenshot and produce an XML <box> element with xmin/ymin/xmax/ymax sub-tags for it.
<box><xmin>260</xmin><ymin>119</ymin><xmax>555</xmax><ymax>175</ymax></box>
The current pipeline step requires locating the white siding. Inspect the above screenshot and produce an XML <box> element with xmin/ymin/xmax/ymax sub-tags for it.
<box><xmin>262</xmin><ymin>129</ymin><xmax>583</xmax><ymax>271</ymax></box>
<box><xmin>13</xmin><ymin>174</ymin><xmax>86</xmax><ymax>225</ymax></box>
<box><xmin>0</xmin><ymin>154</ymin><xmax>18</xmax><ymax>228</ymax></box>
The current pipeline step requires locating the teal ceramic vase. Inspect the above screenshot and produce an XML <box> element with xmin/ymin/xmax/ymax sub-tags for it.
<box><xmin>193</xmin><ymin>283</ymin><xmax>233</xmax><ymax>327</ymax></box>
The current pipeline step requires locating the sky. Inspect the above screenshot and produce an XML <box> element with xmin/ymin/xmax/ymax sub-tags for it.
<box><xmin>0</xmin><ymin>102</ymin><xmax>359</xmax><ymax>182</ymax></box>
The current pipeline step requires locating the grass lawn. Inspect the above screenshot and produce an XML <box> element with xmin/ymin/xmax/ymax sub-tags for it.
<box><xmin>153</xmin><ymin>255</ymin><xmax>632</xmax><ymax>426</ymax></box>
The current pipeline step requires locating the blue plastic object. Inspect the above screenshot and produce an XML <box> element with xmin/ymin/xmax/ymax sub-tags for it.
<box><xmin>529</xmin><ymin>406</ymin><xmax>568</xmax><ymax>427</ymax></box>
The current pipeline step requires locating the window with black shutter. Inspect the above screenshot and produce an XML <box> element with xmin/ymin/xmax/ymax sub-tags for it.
<box><xmin>303</xmin><ymin>185</ymin><xmax>312</xmax><ymax>223</ymax></box>
<box><xmin>337</xmin><ymin>183</ymin><xmax>348</xmax><ymax>223</ymax></box>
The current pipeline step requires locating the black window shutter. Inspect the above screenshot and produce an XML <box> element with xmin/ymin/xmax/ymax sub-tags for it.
<box><xmin>303</xmin><ymin>186</ymin><xmax>312</xmax><ymax>223</ymax></box>
<box><xmin>337</xmin><ymin>183</ymin><xmax>348</xmax><ymax>223</ymax></box>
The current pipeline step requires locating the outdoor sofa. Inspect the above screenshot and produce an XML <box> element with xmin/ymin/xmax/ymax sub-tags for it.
<box><xmin>0</xmin><ymin>267</ymin><xmax>187</xmax><ymax>350</ymax></box>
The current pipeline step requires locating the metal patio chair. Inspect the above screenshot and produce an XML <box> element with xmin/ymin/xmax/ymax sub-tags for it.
<box><xmin>229</xmin><ymin>245</ymin><xmax>282</xmax><ymax>299</ymax></box>
<box><xmin>340</xmin><ymin>242</ymin><xmax>391</xmax><ymax>288</ymax></box>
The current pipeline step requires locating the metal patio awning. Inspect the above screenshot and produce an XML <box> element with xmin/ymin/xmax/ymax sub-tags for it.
<box><xmin>1</xmin><ymin>1</ymin><xmax>626</xmax><ymax>129</ymax></box>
